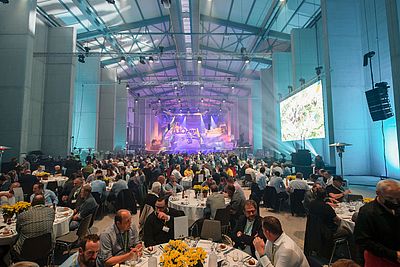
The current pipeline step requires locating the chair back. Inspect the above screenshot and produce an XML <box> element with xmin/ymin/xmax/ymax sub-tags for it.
<box><xmin>245</xmin><ymin>174</ymin><xmax>253</xmax><ymax>182</ymax></box>
<box><xmin>91</xmin><ymin>192</ymin><xmax>102</xmax><ymax>205</ymax></box>
<box><xmin>214</xmin><ymin>207</ymin><xmax>230</xmax><ymax>227</ymax></box>
<box><xmin>88</xmin><ymin>206</ymin><xmax>99</xmax><ymax>229</ymax></box>
<box><xmin>20</xmin><ymin>233</ymin><xmax>52</xmax><ymax>261</ymax></box>
<box><xmin>347</xmin><ymin>194</ymin><xmax>363</xmax><ymax>202</ymax></box>
<box><xmin>304</xmin><ymin>213</ymin><xmax>333</xmax><ymax>259</ymax></box>
<box><xmin>290</xmin><ymin>189</ymin><xmax>306</xmax><ymax>216</ymax></box>
<box><xmin>200</xmin><ymin>219</ymin><xmax>222</xmax><ymax>242</ymax></box>
<box><xmin>77</xmin><ymin>214</ymin><xmax>92</xmax><ymax>239</ymax></box>
<box><xmin>46</xmin><ymin>181</ymin><xmax>58</xmax><ymax>193</ymax></box>
<box><xmin>263</xmin><ymin>186</ymin><xmax>277</xmax><ymax>208</ymax></box>
<box><xmin>115</xmin><ymin>189</ymin><xmax>138</xmax><ymax>214</ymax></box>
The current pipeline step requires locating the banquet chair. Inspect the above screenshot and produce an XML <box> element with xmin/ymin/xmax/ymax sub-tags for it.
<box><xmin>329</xmin><ymin>236</ymin><xmax>352</xmax><ymax>265</ymax></box>
<box><xmin>200</xmin><ymin>219</ymin><xmax>222</xmax><ymax>242</ymax></box>
<box><xmin>290</xmin><ymin>189</ymin><xmax>306</xmax><ymax>216</ymax></box>
<box><xmin>56</xmin><ymin>214</ymin><xmax>92</xmax><ymax>254</ymax></box>
<box><xmin>88</xmin><ymin>206</ymin><xmax>99</xmax><ymax>234</ymax></box>
<box><xmin>264</xmin><ymin>186</ymin><xmax>284</xmax><ymax>211</ymax></box>
<box><xmin>115</xmin><ymin>189</ymin><xmax>137</xmax><ymax>215</ymax></box>
<box><xmin>214</xmin><ymin>207</ymin><xmax>230</xmax><ymax>234</ymax></box>
<box><xmin>12</xmin><ymin>233</ymin><xmax>53</xmax><ymax>266</ymax></box>
<box><xmin>91</xmin><ymin>192</ymin><xmax>105</xmax><ymax>218</ymax></box>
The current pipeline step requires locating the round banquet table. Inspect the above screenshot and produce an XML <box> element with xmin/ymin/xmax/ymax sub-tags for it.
<box><xmin>334</xmin><ymin>201</ymin><xmax>364</xmax><ymax>233</ymax></box>
<box><xmin>41</xmin><ymin>176</ymin><xmax>69</xmax><ymax>189</ymax></box>
<box><xmin>168</xmin><ymin>191</ymin><xmax>229</xmax><ymax>222</ymax></box>
<box><xmin>115</xmin><ymin>239</ymin><xmax>258</xmax><ymax>267</ymax></box>
<box><xmin>0</xmin><ymin>206</ymin><xmax>74</xmax><ymax>246</ymax></box>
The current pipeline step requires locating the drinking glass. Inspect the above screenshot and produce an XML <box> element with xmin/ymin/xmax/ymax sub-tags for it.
<box><xmin>232</xmin><ymin>251</ymin><xmax>240</xmax><ymax>262</ymax></box>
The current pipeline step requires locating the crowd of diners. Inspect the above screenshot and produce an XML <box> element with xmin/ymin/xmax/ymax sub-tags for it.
<box><xmin>0</xmin><ymin>151</ymin><xmax>398</xmax><ymax>267</ymax></box>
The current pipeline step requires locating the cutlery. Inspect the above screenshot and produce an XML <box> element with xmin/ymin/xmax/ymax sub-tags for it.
<box><xmin>223</xmin><ymin>248</ymin><xmax>234</xmax><ymax>255</ymax></box>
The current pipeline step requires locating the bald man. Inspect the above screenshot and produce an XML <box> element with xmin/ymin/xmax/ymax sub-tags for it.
<box><xmin>97</xmin><ymin>209</ymin><xmax>142</xmax><ymax>267</ymax></box>
<box><xmin>354</xmin><ymin>179</ymin><xmax>400</xmax><ymax>264</ymax></box>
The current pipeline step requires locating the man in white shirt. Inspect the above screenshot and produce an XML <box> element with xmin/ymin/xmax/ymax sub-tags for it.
<box><xmin>171</xmin><ymin>165</ymin><xmax>183</xmax><ymax>183</ymax></box>
<box><xmin>253</xmin><ymin>216</ymin><xmax>309</xmax><ymax>267</ymax></box>
<box><xmin>287</xmin><ymin>172</ymin><xmax>310</xmax><ymax>193</ymax></box>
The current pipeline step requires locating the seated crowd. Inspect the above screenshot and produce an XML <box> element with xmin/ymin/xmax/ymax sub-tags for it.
<box><xmin>0</xmin><ymin>152</ymin><xmax>397</xmax><ymax>267</ymax></box>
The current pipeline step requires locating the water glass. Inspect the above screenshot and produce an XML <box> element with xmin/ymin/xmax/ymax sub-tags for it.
<box><xmin>232</xmin><ymin>251</ymin><xmax>240</xmax><ymax>262</ymax></box>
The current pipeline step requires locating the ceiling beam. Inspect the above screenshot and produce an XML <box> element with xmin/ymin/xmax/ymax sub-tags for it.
<box><xmin>124</xmin><ymin>65</ymin><xmax>177</xmax><ymax>79</ymax></box>
<box><xmin>77</xmin><ymin>15</ymin><xmax>170</xmax><ymax>41</ymax></box>
<box><xmin>202</xmin><ymin>64</ymin><xmax>260</xmax><ymax>80</ymax></box>
<box><xmin>100</xmin><ymin>45</ymin><xmax>176</xmax><ymax>66</ymax></box>
<box><xmin>199</xmin><ymin>44</ymin><xmax>272</xmax><ymax>65</ymax></box>
<box><xmin>200</xmin><ymin>14</ymin><xmax>290</xmax><ymax>41</ymax></box>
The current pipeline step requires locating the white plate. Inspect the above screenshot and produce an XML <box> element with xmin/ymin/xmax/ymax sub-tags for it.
<box><xmin>243</xmin><ymin>259</ymin><xmax>257</xmax><ymax>267</ymax></box>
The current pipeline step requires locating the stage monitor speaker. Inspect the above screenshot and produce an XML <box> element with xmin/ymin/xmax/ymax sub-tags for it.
<box><xmin>291</xmin><ymin>149</ymin><xmax>312</xmax><ymax>166</ymax></box>
<box><xmin>365</xmin><ymin>82</ymin><xmax>394</xmax><ymax>121</ymax></box>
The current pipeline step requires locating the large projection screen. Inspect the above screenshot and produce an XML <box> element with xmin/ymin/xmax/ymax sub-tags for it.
<box><xmin>280</xmin><ymin>80</ymin><xmax>325</xmax><ymax>141</ymax></box>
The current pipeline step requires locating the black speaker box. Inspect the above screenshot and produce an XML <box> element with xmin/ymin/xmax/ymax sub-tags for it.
<box><xmin>291</xmin><ymin>149</ymin><xmax>312</xmax><ymax>166</ymax></box>
<box><xmin>365</xmin><ymin>83</ymin><xmax>394</xmax><ymax>121</ymax></box>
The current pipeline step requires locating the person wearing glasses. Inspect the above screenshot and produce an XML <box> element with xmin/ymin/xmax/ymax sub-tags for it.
<box><xmin>97</xmin><ymin>209</ymin><xmax>142</xmax><ymax>267</ymax></box>
<box><xmin>143</xmin><ymin>197</ymin><xmax>184</xmax><ymax>247</ymax></box>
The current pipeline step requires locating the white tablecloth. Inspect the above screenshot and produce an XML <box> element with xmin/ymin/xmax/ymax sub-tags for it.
<box><xmin>41</xmin><ymin>176</ymin><xmax>69</xmax><ymax>189</ymax></box>
<box><xmin>168</xmin><ymin>191</ymin><xmax>229</xmax><ymax>222</ymax></box>
<box><xmin>335</xmin><ymin>201</ymin><xmax>363</xmax><ymax>232</ymax></box>
<box><xmin>116</xmin><ymin>239</ymin><xmax>257</xmax><ymax>267</ymax></box>
<box><xmin>0</xmin><ymin>206</ymin><xmax>74</xmax><ymax>246</ymax></box>
<box><xmin>181</xmin><ymin>177</ymin><xmax>193</xmax><ymax>189</ymax></box>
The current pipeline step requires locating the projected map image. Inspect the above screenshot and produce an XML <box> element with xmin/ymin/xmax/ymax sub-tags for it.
<box><xmin>280</xmin><ymin>80</ymin><xmax>325</xmax><ymax>141</ymax></box>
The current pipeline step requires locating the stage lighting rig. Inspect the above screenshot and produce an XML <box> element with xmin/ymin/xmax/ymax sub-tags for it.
<box><xmin>161</xmin><ymin>0</ymin><xmax>171</xmax><ymax>8</ymax></box>
<box><xmin>106</xmin><ymin>0</ymin><xmax>115</xmax><ymax>4</ymax></box>
<box><xmin>78</xmin><ymin>54</ymin><xmax>85</xmax><ymax>63</ymax></box>
<box><xmin>0</xmin><ymin>0</ymin><xmax>9</xmax><ymax>4</ymax></box>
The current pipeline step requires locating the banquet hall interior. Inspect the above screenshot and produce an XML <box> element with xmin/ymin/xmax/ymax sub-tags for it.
<box><xmin>0</xmin><ymin>0</ymin><xmax>400</xmax><ymax>266</ymax></box>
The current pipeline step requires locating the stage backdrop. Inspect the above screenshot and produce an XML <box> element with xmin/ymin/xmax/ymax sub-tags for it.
<box><xmin>148</xmin><ymin>113</ymin><xmax>234</xmax><ymax>153</ymax></box>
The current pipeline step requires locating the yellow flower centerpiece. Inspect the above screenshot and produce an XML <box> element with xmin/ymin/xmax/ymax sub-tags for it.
<box><xmin>193</xmin><ymin>185</ymin><xmax>202</xmax><ymax>193</ymax></box>
<box><xmin>201</xmin><ymin>186</ymin><xmax>209</xmax><ymax>192</ymax></box>
<box><xmin>363</xmin><ymin>197</ymin><xmax>374</xmax><ymax>203</ymax></box>
<box><xmin>160</xmin><ymin>240</ymin><xmax>207</xmax><ymax>267</ymax></box>
<box><xmin>103</xmin><ymin>177</ymin><xmax>111</xmax><ymax>186</ymax></box>
<box><xmin>36</xmin><ymin>172</ymin><xmax>51</xmax><ymax>179</ymax></box>
<box><xmin>1</xmin><ymin>201</ymin><xmax>31</xmax><ymax>222</ymax></box>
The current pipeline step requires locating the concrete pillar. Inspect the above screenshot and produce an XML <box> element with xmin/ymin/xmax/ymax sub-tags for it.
<box><xmin>238</xmin><ymin>99</ymin><xmax>249</xmax><ymax>145</ymax></box>
<box><xmin>97</xmin><ymin>69</ymin><xmax>116</xmax><ymax>152</ymax></box>
<box><xmin>145</xmin><ymin>99</ymin><xmax>152</xmax><ymax>150</ymax></box>
<box><xmin>114</xmin><ymin>84</ymin><xmax>127</xmax><ymax>151</ymax></box>
<box><xmin>321</xmin><ymin>0</ymin><xmax>371</xmax><ymax>175</ymax></box>
<box><xmin>252</xmin><ymin>80</ymin><xmax>262</xmax><ymax>152</ymax></box>
<box><xmin>0</xmin><ymin>0</ymin><xmax>37</xmax><ymax>161</ymax></box>
<box><xmin>27</xmin><ymin>20</ymin><xmax>48</xmax><ymax>153</ymax></box>
<box><xmin>260</xmin><ymin>68</ymin><xmax>276</xmax><ymax>154</ymax></box>
<box><xmin>42</xmin><ymin>28</ymin><xmax>77</xmax><ymax>157</ymax></box>
<box><xmin>272</xmin><ymin>52</ymin><xmax>295</xmax><ymax>156</ymax></box>
<box><xmin>71</xmin><ymin>57</ymin><xmax>100</xmax><ymax>153</ymax></box>
<box><xmin>291</xmin><ymin>28</ymin><xmax>318</xmax><ymax>89</ymax></box>
<box><xmin>385</xmin><ymin>0</ymin><xmax>400</xmax><ymax>175</ymax></box>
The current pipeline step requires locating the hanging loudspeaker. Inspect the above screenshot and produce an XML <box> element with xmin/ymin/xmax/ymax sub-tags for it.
<box><xmin>207</xmin><ymin>123</ymin><xmax>211</xmax><ymax>130</ymax></box>
<box><xmin>365</xmin><ymin>82</ymin><xmax>394</xmax><ymax>122</ymax></box>
<box><xmin>168</xmin><ymin>123</ymin><xmax>171</xmax><ymax>130</ymax></box>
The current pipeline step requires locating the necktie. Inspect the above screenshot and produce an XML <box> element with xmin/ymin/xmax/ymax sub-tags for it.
<box><xmin>271</xmin><ymin>244</ymin><xmax>276</xmax><ymax>264</ymax></box>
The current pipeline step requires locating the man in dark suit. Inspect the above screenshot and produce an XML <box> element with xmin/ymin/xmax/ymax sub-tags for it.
<box><xmin>232</xmin><ymin>200</ymin><xmax>266</xmax><ymax>257</ymax></box>
<box><xmin>143</xmin><ymin>197</ymin><xmax>185</xmax><ymax>247</ymax></box>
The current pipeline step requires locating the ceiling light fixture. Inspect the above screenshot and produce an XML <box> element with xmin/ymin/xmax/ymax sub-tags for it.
<box><xmin>244</xmin><ymin>56</ymin><xmax>250</xmax><ymax>64</ymax></box>
<box><xmin>178</xmin><ymin>98</ymin><xmax>181</xmax><ymax>103</ymax></box>
<box><xmin>126</xmin><ymin>84</ymin><xmax>130</xmax><ymax>90</ymax></box>
<box><xmin>222</xmin><ymin>99</ymin><xmax>226</xmax><ymax>103</ymax></box>
<box><xmin>231</xmin><ymin>86</ymin><xmax>235</xmax><ymax>90</ymax></box>
<box><xmin>120</xmin><ymin>56</ymin><xmax>126</xmax><ymax>63</ymax></box>
<box><xmin>149</xmin><ymin>56</ymin><xmax>154</xmax><ymax>63</ymax></box>
<box><xmin>200</xmin><ymin>85</ymin><xmax>204</xmax><ymax>90</ymax></box>
<box><xmin>197</xmin><ymin>56</ymin><xmax>202</xmax><ymax>64</ymax></box>
<box><xmin>174</xmin><ymin>84</ymin><xmax>178</xmax><ymax>90</ymax></box>
<box><xmin>135</xmin><ymin>98</ymin><xmax>138</xmax><ymax>103</ymax></box>
<box><xmin>106</xmin><ymin>0</ymin><xmax>115</xmax><ymax>4</ymax></box>
<box><xmin>139</xmin><ymin>56</ymin><xmax>146</xmax><ymax>64</ymax></box>
<box><xmin>201</xmin><ymin>98</ymin><xmax>204</xmax><ymax>103</ymax></box>
<box><xmin>158</xmin><ymin>98</ymin><xmax>161</xmax><ymax>103</ymax></box>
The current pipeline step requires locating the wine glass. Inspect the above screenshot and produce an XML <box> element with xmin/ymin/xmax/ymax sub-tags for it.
<box><xmin>232</xmin><ymin>251</ymin><xmax>241</xmax><ymax>262</ymax></box>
